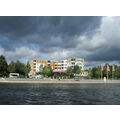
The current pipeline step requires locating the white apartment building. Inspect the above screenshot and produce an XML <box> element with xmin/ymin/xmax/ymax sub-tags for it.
<box><xmin>30</xmin><ymin>58</ymin><xmax>85</xmax><ymax>74</ymax></box>
<box><xmin>54</xmin><ymin>58</ymin><xmax>85</xmax><ymax>72</ymax></box>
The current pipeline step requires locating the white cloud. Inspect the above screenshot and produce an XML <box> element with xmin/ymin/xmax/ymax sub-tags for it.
<box><xmin>0</xmin><ymin>46</ymin><xmax>40</xmax><ymax>63</ymax></box>
<box><xmin>72</xmin><ymin>17</ymin><xmax>120</xmax><ymax>60</ymax></box>
<box><xmin>0</xmin><ymin>45</ymin><xmax>5</xmax><ymax>55</ymax></box>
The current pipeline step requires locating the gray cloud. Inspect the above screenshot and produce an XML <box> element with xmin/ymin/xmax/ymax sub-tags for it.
<box><xmin>1</xmin><ymin>16</ymin><xmax>120</xmax><ymax>67</ymax></box>
<box><xmin>84</xmin><ymin>17</ymin><xmax>120</xmax><ymax>64</ymax></box>
<box><xmin>0</xmin><ymin>16</ymin><xmax>101</xmax><ymax>49</ymax></box>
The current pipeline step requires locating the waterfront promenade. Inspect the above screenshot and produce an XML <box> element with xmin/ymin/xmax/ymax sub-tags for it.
<box><xmin>1</xmin><ymin>78</ymin><xmax>120</xmax><ymax>84</ymax></box>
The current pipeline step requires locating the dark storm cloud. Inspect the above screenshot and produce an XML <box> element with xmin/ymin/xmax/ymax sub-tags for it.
<box><xmin>0</xmin><ymin>16</ymin><xmax>102</xmax><ymax>49</ymax></box>
<box><xmin>3</xmin><ymin>16</ymin><xmax>120</xmax><ymax>65</ymax></box>
<box><xmin>35</xmin><ymin>16</ymin><xmax>101</xmax><ymax>37</ymax></box>
<box><xmin>0</xmin><ymin>16</ymin><xmax>101</xmax><ymax>37</ymax></box>
<box><xmin>32</xmin><ymin>16</ymin><xmax>102</xmax><ymax>48</ymax></box>
<box><xmin>0</xmin><ymin>16</ymin><xmax>39</xmax><ymax>37</ymax></box>
<box><xmin>87</xmin><ymin>47</ymin><xmax>120</xmax><ymax>61</ymax></box>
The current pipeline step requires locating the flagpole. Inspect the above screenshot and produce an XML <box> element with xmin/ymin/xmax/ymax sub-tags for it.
<box><xmin>101</xmin><ymin>68</ymin><xmax>102</xmax><ymax>80</ymax></box>
<box><xmin>107</xmin><ymin>69</ymin><xmax>108</xmax><ymax>80</ymax></box>
<box><xmin>101</xmin><ymin>65</ymin><xmax>103</xmax><ymax>80</ymax></box>
<box><xmin>107</xmin><ymin>65</ymin><xmax>108</xmax><ymax>80</ymax></box>
<box><xmin>112</xmin><ymin>67</ymin><xmax>113</xmax><ymax>80</ymax></box>
<box><xmin>112</xmin><ymin>65</ymin><xmax>114</xmax><ymax>80</ymax></box>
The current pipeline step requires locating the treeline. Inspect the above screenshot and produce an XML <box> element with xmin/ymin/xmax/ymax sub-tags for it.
<box><xmin>0</xmin><ymin>55</ymin><xmax>30</xmax><ymax>77</ymax></box>
<box><xmin>88</xmin><ymin>64</ymin><xmax>120</xmax><ymax>79</ymax></box>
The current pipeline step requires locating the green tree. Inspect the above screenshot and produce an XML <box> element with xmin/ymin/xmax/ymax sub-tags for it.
<box><xmin>76</xmin><ymin>67</ymin><xmax>81</xmax><ymax>74</ymax></box>
<box><xmin>73</xmin><ymin>65</ymin><xmax>79</xmax><ymax>74</ymax></box>
<box><xmin>92</xmin><ymin>67</ymin><xmax>97</xmax><ymax>78</ymax></box>
<box><xmin>96</xmin><ymin>66</ymin><xmax>101</xmax><ymax>79</ymax></box>
<box><xmin>66</xmin><ymin>67</ymin><xmax>73</xmax><ymax>78</ymax></box>
<box><xmin>114</xmin><ymin>66</ymin><xmax>119</xmax><ymax>79</ymax></box>
<box><xmin>24</xmin><ymin>61</ymin><xmax>30</xmax><ymax>77</ymax></box>
<box><xmin>88</xmin><ymin>68</ymin><xmax>92</xmax><ymax>79</ymax></box>
<box><xmin>0</xmin><ymin>55</ymin><xmax>8</xmax><ymax>77</ymax></box>
<box><xmin>8</xmin><ymin>61</ymin><xmax>15</xmax><ymax>73</ymax></box>
<box><xmin>15</xmin><ymin>60</ymin><xmax>25</xmax><ymax>76</ymax></box>
<box><xmin>42</xmin><ymin>66</ymin><xmax>52</xmax><ymax>77</ymax></box>
<box><xmin>39</xmin><ymin>64</ymin><xmax>44</xmax><ymax>74</ymax></box>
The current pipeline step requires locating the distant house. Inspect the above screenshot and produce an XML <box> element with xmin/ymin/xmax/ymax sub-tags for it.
<box><xmin>74</xmin><ymin>71</ymin><xmax>88</xmax><ymax>80</ymax></box>
<box><xmin>81</xmin><ymin>70</ymin><xmax>88</xmax><ymax>77</ymax></box>
<box><xmin>9</xmin><ymin>73</ymin><xmax>19</xmax><ymax>78</ymax></box>
<box><xmin>74</xmin><ymin>71</ymin><xmax>88</xmax><ymax>77</ymax></box>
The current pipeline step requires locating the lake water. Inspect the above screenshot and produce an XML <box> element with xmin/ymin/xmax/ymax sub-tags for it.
<box><xmin>0</xmin><ymin>83</ymin><xmax>120</xmax><ymax>105</ymax></box>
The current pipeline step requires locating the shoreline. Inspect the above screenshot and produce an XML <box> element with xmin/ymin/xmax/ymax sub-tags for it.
<box><xmin>1</xmin><ymin>79</ymin><xmax>120</xmax><ymax>84</ymax></box>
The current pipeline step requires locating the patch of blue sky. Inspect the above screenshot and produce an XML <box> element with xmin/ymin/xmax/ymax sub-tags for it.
<box><xmin>0</xmin><ymin>36</ymin><xmax>9</xmax><ymax>43</ymax></box>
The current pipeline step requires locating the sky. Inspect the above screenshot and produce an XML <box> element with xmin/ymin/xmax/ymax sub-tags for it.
<box><xmin>0</xmin><ymin>16</ymin><xmax>120</xmax><ymax>68</ymax></box>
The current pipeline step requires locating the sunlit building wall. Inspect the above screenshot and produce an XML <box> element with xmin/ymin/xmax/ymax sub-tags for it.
<box><xmin>30</xmin><ymin>58</ymin><xmax>85</xmax><ymax>74</ymax></box>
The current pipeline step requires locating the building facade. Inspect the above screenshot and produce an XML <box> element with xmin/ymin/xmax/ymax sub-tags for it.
<box><xmin>30</xmin><ymin>58</ymin><xmax>85</xmax><ymax>75</ymax></box>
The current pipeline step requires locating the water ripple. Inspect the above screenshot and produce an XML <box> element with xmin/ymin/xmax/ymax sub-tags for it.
<box><xmin>0</xmin><ymin>83</ymin><xmax>120</xmax><ymax>104</ymax></box>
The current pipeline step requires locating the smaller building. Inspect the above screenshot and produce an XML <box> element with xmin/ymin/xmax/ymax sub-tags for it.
<box><xmin>9</xmin><ymin>73</ymin><xmax>19</xmax><ymax>78</ymax></box>
<box><xmin>74</xmin><ymin>71</ymin><xmax>88</xmax><ymax>80</ymax></box>
<box><xmin>81</xmin><ymin>71</ymin><xmax>88</xmax><ymax>77</ymax></box>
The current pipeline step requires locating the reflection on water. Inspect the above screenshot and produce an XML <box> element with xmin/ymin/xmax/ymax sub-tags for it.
<box><xmin>0</xmin><ymin>83</ymin><xmax>120</xmax><ymax>105</ymax></box>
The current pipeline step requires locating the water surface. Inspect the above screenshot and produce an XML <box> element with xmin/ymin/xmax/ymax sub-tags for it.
<box><xmin>0</xmin><ymin>83</ymin><xmax>120</xmax><ymax>105</ymax></box>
